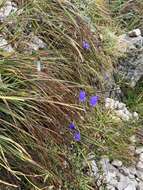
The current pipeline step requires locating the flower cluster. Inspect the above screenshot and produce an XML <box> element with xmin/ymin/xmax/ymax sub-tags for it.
<box><xmin>69</xmin><ymin>90</ymin><xmax>99</xmax><ymax>142</ymax></box>
<box><xmin>79</xmin><ymin>90</ymin><xmax>99</xmax><ymax>107</ymax></box>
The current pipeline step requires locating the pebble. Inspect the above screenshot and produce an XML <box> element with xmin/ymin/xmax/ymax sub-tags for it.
<box><xmin>0</xmin><ymin>36</ymin><xmax>13</xmax><ymax>52</ymax></box>
<box><xmin>112</xmin><ymin>160</ymin><xmax>123</xmax><ymax>168</ymax></box>
<box><xmin>128</xmin><ymin>29</ymin><xmax>141</xmax><ymax>37</ymax></box>
<box><xmin>129</xmin><ymin>136</ymin><xmax>136</xmax><ymax>143</ymax></box>
<box><xmin>91</xmin><ymin>160</ymin><xmax>99</xmax><ymax>176</ymax></box>
<box><xmin>132</xmin><ymin>112</ymin><xmax>139</xmax><ymax>120</ymax></box>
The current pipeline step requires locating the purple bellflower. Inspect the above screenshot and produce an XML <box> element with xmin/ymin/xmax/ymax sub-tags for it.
<box><xmin>69</xmin><ymin>123</ymin><xmax>76</xmax><ymax>130</ymax></box>
<box><xmin>82</xmin><ymin>40</ymin><xmax>90</xmax><ymax>50</ymax></box>
<box><xmin>89</xmin><ymin>96</ymin><xmax>99</xmax><ymax>107</ymax></box>
<box><xmin>73</xmin><ymin>131</ymin><xmax>81</xmax><ymax>142</ymax></box>
<box><xmin>79</xmin><ymin>90</ymin><xmax>86</xmax><ymax>102</ymax></box>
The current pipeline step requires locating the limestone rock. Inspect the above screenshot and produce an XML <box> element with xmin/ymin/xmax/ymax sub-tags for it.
<box><xmin>128</xmin><ymin>29</ymin><xmax>141</xmax><ymax>38</ymax></box>
<box><xmin>112</xmin><ymin>160</ymin><xmax>123</xmax><ymax>168</ymax></box>
<box><xmin>0</xmin><ymin>36</ymin><xmax>13</xmax><ymax>52</ymax></box>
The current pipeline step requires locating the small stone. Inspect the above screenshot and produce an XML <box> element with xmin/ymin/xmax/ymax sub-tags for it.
<box><xmin>112</xmin><ymin>160</ymin><xmax>122</xmax><ymax>168</ymax></box>
<box><xmin>132</xmin><ymin>112</ymin><xmax>139</xmax><ymax>120</ymax></box>
<box><xmin>136</xmin><ymin>147</ymin><xmax>143</xmax><ymax>155</ymax></box>
<box><xmin>128</xmin><ymin>29</ymin><xmax>141</xmax><ymax>37</ymax></box>
<box><xmin>136</xmin><ymin>161</ymin><xmax>143</xmax><ymax>171</ymax></box>
<box><xmin>129</xmin><ymin>136</ymin><xmax>136</xmax><ymax>143</ymax></box>
<box><xmin>129</xmin><ymin>145</ymin><xmax>136</xmax><ymax>153</ymax></box>
<box><xmin>0</xmin><ymin>1</ymin><xmax>13</xmax><ymax>21</ymax></box>
<box><xmin>0</xmin><ymin>36</ymin><xmax>13</xmax><ymax>52</ymax></box>
<box><xmin>91</xmin><ymin>160</ymin><xmax>99</xmax><ymax>176</ymax></box>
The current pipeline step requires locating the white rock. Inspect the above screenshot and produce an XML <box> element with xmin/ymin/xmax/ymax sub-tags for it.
<box><xmin>0</xmin><ymin>1</ymin><xmax>13</xmax><ymax>21</ymax></box>
<box><xmin>128</xmin><ymin>29</ymin><xmax>141</xmax><ymax>37</ymax></box>
<box><xmin>129</xmin><ymin>136</ymin><xmax>136</xmax><ymax>143</ymax></box>
<box><xmin>115</xmin><ymin>110</ymin><xmax>130</xmax><ymax>121</ymax></box>
<box><xmin>112</xmin><ymin>160</ymin><xmax>122</xmax><ymax>168</ymax></box>
<box><xmin>28</xmin><ymin>35</ymin><xmax>47</xmax><ymax>51</ymax></box>
<box><xmin>122</xmin><ymin>114</ymin><xmax>130</xmax><ymax>121</ymax></box>
<box><xmin>139</xmin><ymin>153</ymin><xmax>143</xmax><ymax>162</ymax></box>
<box><xmin>136</xmin><ymin>161</ymin><xmax>143</xmax><ymax>171</ymax></box>
<box><xmin>91</xmin><ymin>160</ymin><xmax>99</xmax><ymax>176</ymax></box>
<box><xmin>136</xmin><ymin>147</ymin><xmax>143</xmax><ymax>155</ymax></box>
<box><xmin>0</xmin><ymin>36</ymin><xmax>13</xmax><ymax>52</ymax></box>
<box><xmin>132</xmin><ymin>112</ymin><xmax>139</xmax><ymax>120</ymax></box>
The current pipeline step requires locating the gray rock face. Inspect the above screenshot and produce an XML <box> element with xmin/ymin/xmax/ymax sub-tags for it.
<box><xmin>118</xmin><ymin>50</ymin><xmax>143</xmax><ymax>88</ymax></box>
<box><xmin>117</xmin><ymin>29</ymin><xmax>143</xmax><ymax>88</ymax></box>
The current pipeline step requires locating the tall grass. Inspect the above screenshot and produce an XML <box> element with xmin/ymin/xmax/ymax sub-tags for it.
<box><xmin>109</xmin><ymin>0</ymin><xmax>143</xmax><ymax>31</ymax></box>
